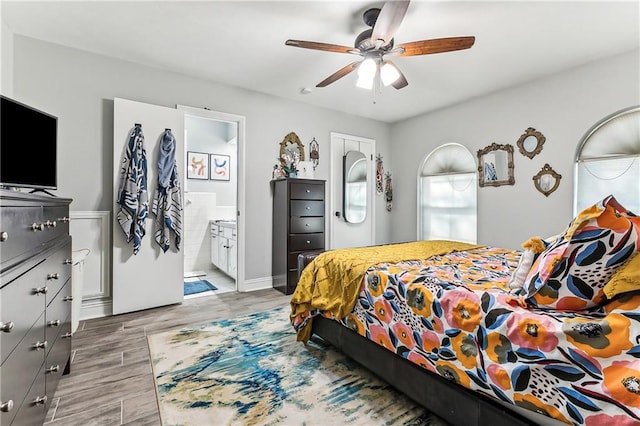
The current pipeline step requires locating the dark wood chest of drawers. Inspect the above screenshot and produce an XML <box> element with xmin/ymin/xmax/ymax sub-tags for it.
<box><xmin>0</xmin><ymin>190</ymin><xmax>72</xmax><ymax>425</ymax></box>
<box><xmin>272</xmin><ymin>179</ymin><xmax>325</xmax><ymax>295</ymax></box>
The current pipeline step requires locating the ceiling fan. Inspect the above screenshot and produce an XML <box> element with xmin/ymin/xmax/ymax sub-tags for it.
<box><xmin>285</xmin><ymin>0</ymin><xmax>475</xmax><ymax>90</ymax></box>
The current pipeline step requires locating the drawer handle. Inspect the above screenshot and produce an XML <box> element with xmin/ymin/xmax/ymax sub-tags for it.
<box><xmin>48</xmin><ymin>319</ymin><xmax>61</xmax><ymax>327</ymax></box>
<box><xmin>0</xmin><ymin>321</ymin><xmax>14</xmax><ymax>333</ymax></box>
<box><xmin>0</xmin><ymin>400</ymin><xmax>13</xmax><ymax>413</ymax></box>
<box><xmin>62</xmin><ymin>332</ymin><xmax>73</xmax><ymax>339</ymax></box>
<box><xmin>47</xmin><ymin>273</ymin><xmax>60</xmax><ymax>280</ymax></box>
<box><xmin>33</xmin><ymin>395</ymin><xmax>47</xmax><ymax>406</ymax></box>
<box><xmin>0</xmin><ymin>231</ymin><xmax>7</xmax><ymax>242</ymax></box>
<box><xmin>305</xmin><ymin>189</ymin><xmax>310</xmax><ymax>193</ymax></box>
<box><xmin>63</xmin><ymin>258</ymin><xmax>72</xmax><ymax>265</ymax></box>
<box><xmin>34</xmin><ymin>286</ymin><xmax>48</xmax><ymax>295</ymax></box>
<box><xmin>31</xmin><ymin>223</ymin><xmax>45</xmax><ymax>232</ymax></box>
<box><xmin>59</xmin><ymin>217</ymin><xmax>71</xmax><ymax>223</ymax></box>
<box><xmin>305</xmin><ymin>207</ymin><xmax>311</xmax><ymax>210</ymax></box>
<box><xmin>33</xmin><ymin>340</ymin><xmax>48</xmax><ymax>350</ymax></box>
<box><xmin>63</xmin><ymin>296</ymin><xmax>73</xmax><ymax>302</ymax></box>
<box><xmin>305</xmin><ymin>223</ymin><xmax>309</xmax><ymax>227</ymax></box>
<box><xmin>306</xmin><ymin>240</ymin><xmax>311</xmax><ymax>244</ymax></box>
<box><xmin>46</xmin><ymin>365</ymin><xmax>60</xmax><ymax>374</ymax></box>
<box><xmin>45</xmin><ymin>220</ymin><xmax>57</xmax><ymax>228</ymax></box>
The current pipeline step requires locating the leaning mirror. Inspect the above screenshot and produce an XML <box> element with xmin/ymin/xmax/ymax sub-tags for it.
<box><xmin>279</xmin><ymin>132</ymin><xmax>305</xmax><ymax>169</ymax></box>
<box><xmin>516</xmin><ymin>127</ymin><xmax>545</xmax><ymax>159</ymax></box>
<box><xmin>533</xmin><ymin>163</ymin><xmax>562</xmax><ymax>197</ymax></box>
<box><xmin>477</xmin><ymin>143</ymin><xmax>515</xmax><ymax>187</ymax></box>
<box><xmin>343</xmin><ymin>150</ymin><xmax>367</xmax><ymax>223</ymax></box>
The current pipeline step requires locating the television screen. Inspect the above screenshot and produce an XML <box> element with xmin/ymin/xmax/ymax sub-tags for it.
<box><xmin>0</xmin><ymin>96</ymin><xmax>58</xmax><ymax>190</ymax></box>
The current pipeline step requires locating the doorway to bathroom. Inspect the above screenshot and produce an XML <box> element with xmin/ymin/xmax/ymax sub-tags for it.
<box><xmin>179</xmin><ymin>106</ymin><xmax>243</xmax><ymax>298</ymax></box>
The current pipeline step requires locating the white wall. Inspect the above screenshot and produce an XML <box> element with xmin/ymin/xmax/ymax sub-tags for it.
<box><xmin>0</xmin><ymin>19</ymin><xmax>13</xmax><ymax>96</ymax></box>
<box><xmin>390</xmin><ymin>49</ymin><xmax>640</xmax><ymax>250</ymax></box>
<box><xmin>185</xmin><ymin>115</ymin><xmax>237</xmax><ymax>205</ymax></box>
<box><xmin>10</xmin><ymin>35</ymin><xmax>392</xmax><ymax>284</ymax></box>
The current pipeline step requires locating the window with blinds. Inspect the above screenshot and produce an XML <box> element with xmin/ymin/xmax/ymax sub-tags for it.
<box><xmin>575</xmin><ymin>106</ymin><xmax>640</xmax><ymax>214</ymax></box>
<box><xmin>418</xmin><ymin>143</ymin><xmax>477</xmax><ymax>243</ymax></box>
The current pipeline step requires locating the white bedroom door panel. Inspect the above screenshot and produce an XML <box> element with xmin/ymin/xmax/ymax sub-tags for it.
<box><xmin>329</xmin><ymin>132</ymin><xmax>375</xmax><ymax>249</ymax></box>
<box><xmin>112</xmin><ymin>97</ymin><xmax>184</xmax><ymax>315</ymax></box>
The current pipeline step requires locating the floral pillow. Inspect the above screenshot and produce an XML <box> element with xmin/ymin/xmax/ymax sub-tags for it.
<box><xmin>522</xmin><ymin>195</ymin><xmax>640</xmax><ymax>310</ymax></box>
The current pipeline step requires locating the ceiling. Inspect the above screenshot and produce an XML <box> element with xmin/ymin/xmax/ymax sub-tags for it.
<box><xmin>2</xmin><ymin>1</ymin><xmax>639</xmax><ymax>123</ymax></box>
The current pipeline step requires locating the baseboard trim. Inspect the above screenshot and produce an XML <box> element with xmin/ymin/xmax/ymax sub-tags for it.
<box><xmin>80</xmin><ymin>299</ymin><xmax>113</xmax><ymax>320</ymax></box>
<box><xmin>238</xmin><ymin>276</ymin><xmax>273</xmax><ymax>292</ymax></box>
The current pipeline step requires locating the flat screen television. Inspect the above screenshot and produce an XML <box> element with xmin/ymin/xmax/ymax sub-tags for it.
<box><xmin>0</xmin><ymin>95</ymin><xmax>58</xmax><ymax>190</ymax></box>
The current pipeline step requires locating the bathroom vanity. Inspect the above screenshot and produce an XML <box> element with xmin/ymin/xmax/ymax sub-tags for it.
<box><xmin>210</xmin><ymin>220</ymin><xmax>236</xmax><ymax>279</ymax></box>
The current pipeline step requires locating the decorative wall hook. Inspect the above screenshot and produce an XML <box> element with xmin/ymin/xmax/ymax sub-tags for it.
<box><xmin>309</xmin><ymin>137</ymin><xmax>320</xmax><ymax>171</ymax></box>
<box><xmin>385</xmin><ymin>171</ymin><xmax>393</xmax><ymax>212</ymax></box>
<box><xmin>376</xmin><ymin>154</ymin><xmax>384</xmax><ymax>195</ymax></box>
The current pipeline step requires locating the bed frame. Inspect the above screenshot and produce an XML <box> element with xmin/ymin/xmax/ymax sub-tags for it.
<box><xmin>311</xmin><ymin>315</ymin><xmax>559</xmax><ymax>426</ymax></box>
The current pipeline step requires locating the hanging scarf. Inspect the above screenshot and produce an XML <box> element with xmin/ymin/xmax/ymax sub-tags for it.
<box><xmin>116</xmin><ymin>123</ymin><xmax>148</xmax><ymax>255</ymax></box>
<box><xmin>152</xmin><ymin>129</ymin><xmax>183</xmax><ymax>252</ymax></box>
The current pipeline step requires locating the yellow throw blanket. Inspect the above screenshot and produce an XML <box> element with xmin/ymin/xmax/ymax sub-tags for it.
<box><xmin>290</xmin><ymin>240</ymin><xmax>481</xmax><ymax>342</ymax></box>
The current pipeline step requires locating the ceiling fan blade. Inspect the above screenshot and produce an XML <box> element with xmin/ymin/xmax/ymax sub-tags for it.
<box><xmin>395</xmin><ymin>36</ymin><xmax>475</xmax><ymax>57</ymax></box>
<box><xmin>316</xmin><ymin>61</ymin><xmax>360</xmax><ymax>87</ymax></box>
<box><xmin>285</xmin><ymin>39</ymin><xmax>357</xmax><ymax>54</ymax></box>
<box><xmin>370</xmin><ymin>0</ymin><xmax>410</xmax><ymax>48</ymax></box>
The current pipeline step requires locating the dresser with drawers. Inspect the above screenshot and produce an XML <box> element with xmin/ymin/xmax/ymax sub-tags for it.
<box><xmin>0</xmin><ymin>190</ymin><xmax>73</xmax><ymax>425</ymax></box>
<box><xmin>272</xmin><ymin>178</ymin><xmax>325</xmax><ymax>295</ymax></box>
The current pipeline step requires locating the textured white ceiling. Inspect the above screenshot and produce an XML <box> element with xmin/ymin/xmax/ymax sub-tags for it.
<box><xmin>2</xmin><ymin>1</ymin><xmax>639</xmax><ymax>123</ymax></box>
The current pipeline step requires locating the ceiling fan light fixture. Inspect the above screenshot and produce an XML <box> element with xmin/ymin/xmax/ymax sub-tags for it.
<box><xmin>380</xmin><ymin>61</ymin><xmax>400</xmax><ymax>86</ymax></box>
<box><xmin>356</xmin><ymin>75</ymin><xmax>374</xmax><ymax>90</ymax></box>
<box><xmin>357</xmin><ymin>58</ymin><xmax>377</xmax><ymax>79</ymax></box>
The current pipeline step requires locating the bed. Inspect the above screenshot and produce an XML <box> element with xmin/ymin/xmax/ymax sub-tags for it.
<box><xmin>290</xmin><ymin>195</ymin><xmax>640</xmax><ymax>425</ymax></box>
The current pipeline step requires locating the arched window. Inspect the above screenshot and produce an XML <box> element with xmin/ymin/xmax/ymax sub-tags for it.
<box><xmin>575</xmin><ymin>106</ymin><xmax>640</xmax><ymax>214</ymax></box>
<box><xmin>418</xmin><ymin>143</ymin><xmax>477</xmax><ymax>243</ymax></box>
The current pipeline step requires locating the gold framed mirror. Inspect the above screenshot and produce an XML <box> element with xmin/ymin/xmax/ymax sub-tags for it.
<box><xmin>516</xmin><ymin>127</ymin><xmax>545</xmax><ymax>159</ymax></box>
<box><xmin>279</xmin><ymin>132</ymin><xmax>305</xmax><ymax>168</ymax></box>
<box><xmin>533</xmin><ymin>163</ymin><xmax>562</xmax><ymax>197</ymax></box>
<box><xmin>477</xmin><ymin>143</ymin><xmax>515</xmax><ymax>187</ymax></box>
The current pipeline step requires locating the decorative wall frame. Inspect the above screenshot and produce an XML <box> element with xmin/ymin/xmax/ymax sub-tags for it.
<box><xmin>533</xmin><ymin>163</ymin><xmax>562</xmax><ymax>197</ymax></box>
<box><xmin>187</xmin><ymin>151</ymin><xmax>209</xmax><ymax>180</ymax></box>
<box><xmin>516</xmin><ymin>127</ymin><xmax>546</xmax><ymax>159</ymax></box>
<box><xmin>210</xmin><ymin>154</ymin><xmax>230</xmax><ymax>181</ymax></box>
<box><xmin>279</xmin><ymin>132</ymin><xmax>305</xmax><ymax>168</ymax></box>
<box><xmin>477</xmin><ymin>143</ymin><xmax>515</xmax><ymax>187</ymax></box>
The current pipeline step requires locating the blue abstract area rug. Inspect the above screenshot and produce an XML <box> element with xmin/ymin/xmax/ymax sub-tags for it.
<box><xmin>183</xmin><ymin>279</ymin><xmax>217</xmax><ymax>296</ymax></box>
<box><xmin>148</xmin><ymin>307</ymin><xmax>447</xmax><ymax>426</ymax></box>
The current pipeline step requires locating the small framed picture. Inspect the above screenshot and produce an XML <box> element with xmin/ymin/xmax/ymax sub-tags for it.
<box><xmin>210</xmin><ymin>154</ymin><xmax>231</xmax><ymax>181</ymax></box>
<box><xmin>187</xmin><ymin>151</ymin><xmax>209</xmax><ymax>180</ymax></box>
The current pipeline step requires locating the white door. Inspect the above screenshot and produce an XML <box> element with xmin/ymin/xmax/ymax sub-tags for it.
<box><xmin>329</xmin><ymin>132</ymin><xmax>375</xmax><ymax>249</ymax></box>
<box><xmin>112</xmin><ymin>98</ymin><xmax>184</xmax><ymax>315</ymax></box>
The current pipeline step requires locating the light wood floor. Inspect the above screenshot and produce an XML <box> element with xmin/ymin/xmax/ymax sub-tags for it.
<box><xmin>44</xmin><ymin>289</ymin><xmax>290</xmax><ymax>425</ymax></box>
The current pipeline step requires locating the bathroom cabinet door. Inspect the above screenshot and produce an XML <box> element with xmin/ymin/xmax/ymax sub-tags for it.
<box><xmin>210</xmin><ymin>225</ymin><xmax>219</xmax><ymax>267</ymax></box>
<box><xmin>218</xmin><ymin>236</ymin><xmax>229</xmax><ymax>273</ymax></box>
<box><xmin>228</xmin><ymin>238</ymin><xmax>237</xmax><ymax>279</ymax></box>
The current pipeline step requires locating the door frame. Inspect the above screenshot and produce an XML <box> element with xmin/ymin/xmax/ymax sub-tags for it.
<box><xmin>329</xmin><ymin>132</ymin><xmax>376</xmax><ymax>249</ymax></box>
<box><xmin>177</xmin><ymin>105</ymin><xmax>246</xmax><ymax>292</ymax></box>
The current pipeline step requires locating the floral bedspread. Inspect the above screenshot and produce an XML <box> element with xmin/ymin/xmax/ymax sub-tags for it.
<box><xmin>297</xmin><ymin>247</ymin><xmax>640</xmax><ymax>425</ymax></box>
